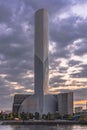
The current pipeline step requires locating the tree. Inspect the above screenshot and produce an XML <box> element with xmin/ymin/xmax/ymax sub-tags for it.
<box><xmin>54</xmin><ymin>112</ymin><xmax>62</xmax><ymax>119</ymax></box>
<box><xmin>0</xmin><ymin>113</ymin><xmax>3</xmax><ymax>120</ymax></box>
<box><xmin>63</xmin><ymin>114</ymin><xmax>73</xmax><ymax>120</ymax></box>
<box><xmin>47</xmin><ymin>112</ymin><xmax>51</xmax><ymax>120</ymax></box>
<box><xmin>26</xmin><ymin>112</ymin><xmax>30</xmax><ymax>120</ymax></box>
<box><xmin>35</xmin><ymin>112</ymin><xmax>40</xmax><ymax>120</ymax></box>
<box><xmin>21</xmin><ymin>112</ymin><xmax>25</xmax><ymax>121</ymax></box>
<box><xmin>18</xmin><ymin>113</ymin><xmax>21</xmax><ymax>120</ymax></box>
<box><xmin>9</xmin><ymin>113</ymin><xmax>14</xmax><ymax>120</ymax></box>
<box><xmin>42</xmin><ymin>114</ymin><xmax>47</xmax><ymax>120</ymax></box>
<box><xmin>29</xmin><ymin>113</ymin><xmax>33</xmax><ymax>119</ymax></box>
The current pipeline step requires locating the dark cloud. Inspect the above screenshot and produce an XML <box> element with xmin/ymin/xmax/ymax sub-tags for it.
<box><xmin>74</xmin><ymin>41</ymin><xmax>87</xmax><ymax>56</ymax></box>
<box><xmin>50</xmin><ymin>48</ymin><xmax>71</xmax><ymax>60</ymax></box>
<box><xmin>23</xmin><ymin>0</ymin><xmax>72</xmax><ymax>15</ymax></box>
<box><xmin>0</xmin><ymin>4</ymin><xmax>12</xmax><ymax>23</ymax></box>
<box><xmin>70</xmin><ymin>64</ymin><xmax>87</xmax><ymax>78</ymax></box>
<box><xmin>68</xmin><ymin>60</ymin><xmax>82</xmax><ymax>67</ymax></box>
<box><xmin>49</xmin><ymin>76</ymin><xmax>66</xmax><ymax>87</ymax></box>
<box><xmin>74</xmin><ymin>88</ymin><xmax>87</xmax><ymax>101</ymax></box>
<box><xmin>49</xmin><ymin>60</ymin><xmax>61</xmax><ymax>70</ymax></box>
<box><xmin>50</xmin><ymin>16</ymin><xmax>80</xmax><ymax>47</ymax></box>
<box><xmin>59</xmin><ymin>67</ymin><xmax>68</xmax><ymax>73</ymax></box>
<box><xmin>50</xmin><ymin>16</ymin><xmax>87</xmax><ymax>62</ymax></box>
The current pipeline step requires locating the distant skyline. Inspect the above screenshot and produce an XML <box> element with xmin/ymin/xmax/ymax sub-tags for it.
<box><xmin>0</xmin><ymin>0</ymin><xmax>87</xmax><ymax>110</ymax></box>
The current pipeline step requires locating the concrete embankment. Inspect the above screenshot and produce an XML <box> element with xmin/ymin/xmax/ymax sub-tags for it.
<box><xmin>0</xmin><ymin>120</ymin><xmax>87</xmax><ymax>125</ymax></box>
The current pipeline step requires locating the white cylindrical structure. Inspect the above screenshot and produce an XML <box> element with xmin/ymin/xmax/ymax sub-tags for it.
<box><xmin>34</xmin><ymin>9</ymin><xmax>49</xmax><ymax>113</ymax></box>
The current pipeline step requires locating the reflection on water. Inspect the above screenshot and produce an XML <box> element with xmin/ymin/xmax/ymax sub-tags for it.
<box><xmin>12</xmin><ymin>125</ymin><xmax>56</xmax><ymax>130</ymax></box>
<box><xmin>0</xmin><ymin>125</ymin><xmax>87</xmax><ymax>130</ymax></box>
<box><xmin>57</xmin><ymin>125</ymin><xmax>72</xmax><ymax>130</ymax></box>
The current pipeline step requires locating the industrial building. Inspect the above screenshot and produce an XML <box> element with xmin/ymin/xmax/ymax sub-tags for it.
<box><xmin>13</xmin><ymin>9</ymin><xmax>73</xmax><ymax>115</ymax></box>
<box><xmin>13</xmin><ymin>94</ymin><xmax>30</xmax><ymax>114</ymax></box>
<box><xmin>58</xmin><ymin>92</ymin><xmax>73</xmax><ymax>115</ymax></box>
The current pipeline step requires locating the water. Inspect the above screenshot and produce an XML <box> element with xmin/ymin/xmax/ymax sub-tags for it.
<box><xmin>0</xmin><ymin>125</ymin><xmax>87</xmax><ymax>130</ymax></box>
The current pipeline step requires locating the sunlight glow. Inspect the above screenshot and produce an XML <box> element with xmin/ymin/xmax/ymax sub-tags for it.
<box><xmin>14</xmin><ymin>86</ymin><xmax>24</xmax><ymax>90</ymax></box>
<box><xmin>24</xmin><ymin>89</ymin><xmax>34</xmax><ymax>93</ymax></box>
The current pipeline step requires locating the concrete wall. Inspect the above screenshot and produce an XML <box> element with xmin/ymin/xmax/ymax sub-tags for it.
<box><xmin>18</xmin><ymin>94</ymin><xmax>58</xmax><ymax>114</ymax></box>
<box><xmin>19</xmin><ymin>95</ymin><xmax>40</xmax><ymax>113</ymax></box>
<box><xmin>12</xmin><ymin>94</ymin><xmax>30</xmax><ymax>113</ymax></box>
<box><xmin>43</xmin><ymin>95</ymin><xmax>57</xmax><ymax>114</ymax></box>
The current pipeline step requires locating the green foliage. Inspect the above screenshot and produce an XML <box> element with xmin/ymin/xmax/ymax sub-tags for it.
<box><xmin>29</xmin><ymin>113</ymin><xmax>33</xmax><ymax>119</ymax></box>
<box><xmin>54</xmin><ymin>112</ymin><xmax>62</xmax><ymax>119</ymax></box>
<box><xmin>0</xmin><ymin>111</ymin><xmax>74</xmax><ymax>121</ymax></box>
<box><xmin>9</xmin><ymin>113</ymin><xmax>14</xmax><ymax>120</ymax></box>
<box><xmin>78</xmin><ymin>115</ymin><xmax>87</xmax><ymax>122</ymax></box>
<box><xmin>63</xmin><ymin>114</ymin><xmax>73</xmax><ymax>120</ymax></box>
<box><xmin>18</xmin><ymin>113</ymin><xmax>21</xmax><ymax>120</ymax></box>
<box><xmin>47</xmin><ymin>112</ymin><xmax>51</xmax><ymax>120</ymax></box>
<box><xmin>26</xmin><ymin>112</ymin><xmax>30</xmax><ymax>120</ymax></box>
<box><xmin>42</xmin><ymin>114</ymin><xmax>47</xmax><ymax>120</ymax></box>
<box><xmin>0</xmin><ymin>113</ymin><xmax>3</xmax><ymax>120</ymax></box>
<box><xmin>35</xmin><ymin>112</ymin><xmax>40</xmax><ymax>120</ymax></box>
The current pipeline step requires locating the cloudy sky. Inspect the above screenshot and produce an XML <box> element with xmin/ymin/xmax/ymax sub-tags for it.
<box><xmin>0</xmin><ymin>0</ymin><xmax>87</xmax><ymax>110</ymax></box>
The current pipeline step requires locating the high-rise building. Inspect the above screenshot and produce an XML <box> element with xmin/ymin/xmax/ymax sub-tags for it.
<box><xmin>12</xmin><ymin>9</ymin><xmax>73</xmax><ymax>115</ymax></box>
<box><xmin>58</xmin><ymin>92</ymin><xmax>73</xmax><ymax>115</ymax></box>
<box><xmin>13</xmin><ymin>9</ymin><xmax>57</xmax><ymax>114</ymax></box>
<box><xmin>34</xmin><ymin>9</ymin><xmax>49</xmax><ymax>113</ymax></box>
<box><xmin>35</xmin><ymin>9</ymin><xmax>48</xmax><ymax>96</ymax></box>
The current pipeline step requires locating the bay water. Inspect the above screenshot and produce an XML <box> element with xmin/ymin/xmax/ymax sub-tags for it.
<box><xmin>0</xmin><ymin>125</ymin><xmax>87</xmax><ymax>130</ymax></box>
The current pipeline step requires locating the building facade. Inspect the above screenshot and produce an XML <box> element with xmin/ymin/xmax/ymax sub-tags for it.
<box><xmin>19</xmin><ymin>95</ymin><xmax>57</xmax><ymax>114</ymax></box>
<box><xmin>58</xmin><ymin>92</ymin><xmax>73</xmax><ymax>115</ymax></box>
<box><xmin>13</xmin><ymin>94</ymin><xmax>30</xmax><ymax>113</ymax></box>
<box><xmin>34</xmin><ymin>9</ymin><xmax>49</xmax><ymax>113</ymax></box>
<box><xmin>35</xmin><ymin>9</ymin><xmax>49</xmax><ymax>95</ymax></box>
<box><xmin>75</xmin><ymin>107</ymin><xmax>83</xmax><ymax>113</ymax></box>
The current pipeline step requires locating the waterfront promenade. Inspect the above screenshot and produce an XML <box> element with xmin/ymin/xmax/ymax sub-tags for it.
<box><xmin>0</xmin><ymin>120</ymin><xmax>87</xmax><ymax>125</ymax></box>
